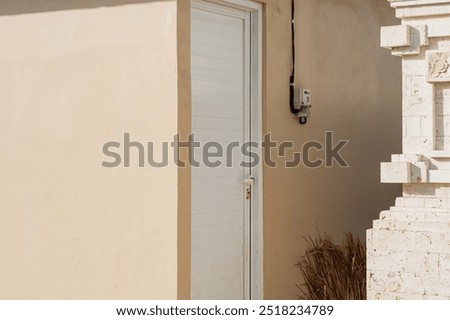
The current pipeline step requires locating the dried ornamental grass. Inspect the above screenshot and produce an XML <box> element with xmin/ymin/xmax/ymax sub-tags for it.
<box><xmin>296</xmin><ymin>233</ymin><xmax>366</xmax><ymax>300</ymax></box>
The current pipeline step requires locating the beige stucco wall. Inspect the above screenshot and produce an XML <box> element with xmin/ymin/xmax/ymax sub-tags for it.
<box><xmin>260</xmin><ymin>0</ymin><xmax>402</xmax><ymax>299</ymax></box>
<box><xmin>0</xmin><ymin>0</ymin><xmax>179</xmax><ymax>299</ymax></box>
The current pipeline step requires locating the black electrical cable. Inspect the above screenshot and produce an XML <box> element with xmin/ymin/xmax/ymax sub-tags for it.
<box><xmin>289</xmin><ymin>0</ymin><xmax>298</xmax><ymax>115</ymax></box>
<box><xmin>291</xmin><ymin>0</ymin><xmax>295</xmax><ymax>80</ymax></box>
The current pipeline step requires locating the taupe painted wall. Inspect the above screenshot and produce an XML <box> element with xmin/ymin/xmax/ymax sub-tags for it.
<box><xmin>261</xmin><ymin>0</ymin><xmax>402</xmax><ymax>299</ymax></box>
<box><xmin>175</xmin><ymin>0</ymin><xmax>402</xmax><ymax>300</ymax></box>
<box><xmin>0</xmin><ymin>0</ymin><xmax>179</xmax><ymax>299</ymax></box>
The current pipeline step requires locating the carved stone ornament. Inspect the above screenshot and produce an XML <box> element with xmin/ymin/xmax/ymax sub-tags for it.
<box><xmin>428</xmin><ymin>51</ymin><xmax>450</xmax><ymax>82</ymax></box>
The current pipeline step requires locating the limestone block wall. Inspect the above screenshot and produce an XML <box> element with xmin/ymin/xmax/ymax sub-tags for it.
<box><xmin>368</xmin><ymin>0</ymin><xmax>450</xmax><ymax>299</ymax></box>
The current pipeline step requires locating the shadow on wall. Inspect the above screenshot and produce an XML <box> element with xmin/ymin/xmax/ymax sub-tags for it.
<box><xmin>0</xmin><ymin>0</ymin><xmax>169</xmax><ymax>16</ymax></box>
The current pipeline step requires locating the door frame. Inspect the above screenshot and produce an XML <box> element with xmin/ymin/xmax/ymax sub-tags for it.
<box><xmin>190</xmin><ymin>0</ymin><xmax>263</xmax><ymax>300</ymax></box>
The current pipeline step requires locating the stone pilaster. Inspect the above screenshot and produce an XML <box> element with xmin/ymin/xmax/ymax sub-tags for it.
<box><xmin>368</xmin><ymin>0</ymin><xmax>450</xmax><ymax>299</ymax></box>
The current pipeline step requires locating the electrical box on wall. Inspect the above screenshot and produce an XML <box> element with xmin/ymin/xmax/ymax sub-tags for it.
<box><xmin>293</xmin><ymin>88</ymin><xmax>312</xmax><ymax>123</ymax></box>
<box><xmin>289</xmin><ymin>0</ymin><xmax>312</xmax><ymax>125</ymax></box>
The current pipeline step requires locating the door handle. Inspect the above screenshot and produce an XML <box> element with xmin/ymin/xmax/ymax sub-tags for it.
<box><xmin>244</xmin><ymin>176</ymin><xmax>255</xmax><ymax>200</ymax></box>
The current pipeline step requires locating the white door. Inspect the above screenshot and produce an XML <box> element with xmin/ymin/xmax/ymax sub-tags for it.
<box><xmin>190</xmin><ymin>0</ymin><xmax>259</xmax><ymax>300</ymax></box>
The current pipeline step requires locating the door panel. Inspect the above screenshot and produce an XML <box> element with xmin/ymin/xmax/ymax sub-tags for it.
<box><xmin>191</xmin><ymin>2</ymin><xmax>250</xmax><ymax>300</ymax></box>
